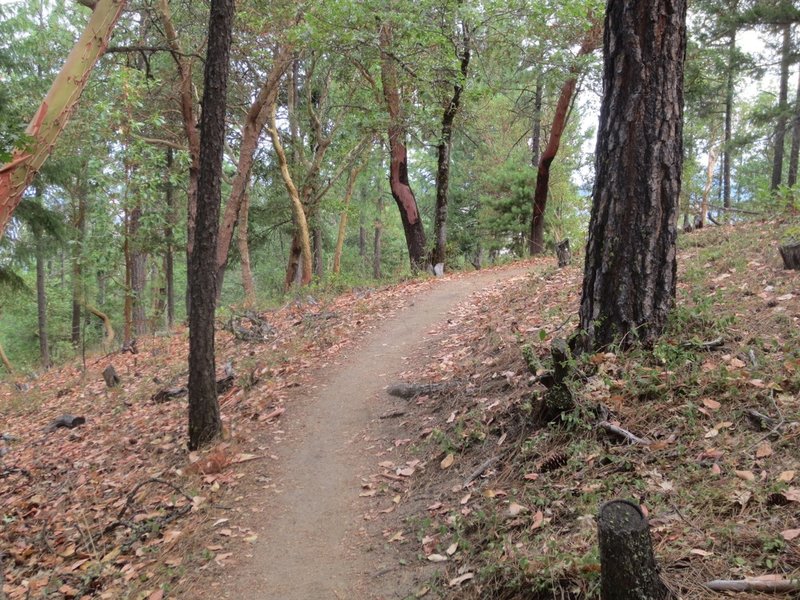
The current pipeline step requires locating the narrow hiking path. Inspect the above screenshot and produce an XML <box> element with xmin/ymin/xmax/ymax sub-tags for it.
<box><xmin>198</xmin><ymin>265</ymin><xmax>533</xmax><ymax>600</ymax></box>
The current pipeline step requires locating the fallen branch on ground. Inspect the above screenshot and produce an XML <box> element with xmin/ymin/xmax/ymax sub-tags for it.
<box><xmin>598</xmin><ymin>421</ymin><xmax>652</xmax><ymax>446</ymax></box>
<box><xmin>705</xmin><ymin>578</ymin><xmax>800</xmax><ymax>593</ymax></box>
<box><xmin>387</xmin><ymin>382</ymin><xmax>454</xmax><ymax>399</ymax></box>
<box><xmin>463</xmin><ymin>456</ymin><xmax>500</xmax><ymax>487</ymax></box>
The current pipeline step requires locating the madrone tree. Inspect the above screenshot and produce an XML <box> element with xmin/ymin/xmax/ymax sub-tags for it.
<box><xmin>577</xmin><ymin>0</ymin><xmax>687</xmax><ymax>351</ymax></box>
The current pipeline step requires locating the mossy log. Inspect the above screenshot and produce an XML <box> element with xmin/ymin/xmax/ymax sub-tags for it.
<box><xmin>598</xmin><ymin>499</ymin><xmax>667</xmax><ymax>600</ymax></box>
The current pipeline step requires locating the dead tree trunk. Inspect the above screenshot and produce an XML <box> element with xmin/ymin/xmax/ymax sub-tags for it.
<box><xmin>598</xmin><ymin>500</ymin><xmax>667</xmax><ymax>600</ymax></box>
<box><xmin>556</xmin><ymin>239</ymin><xmax>571</xmax><ymax>267</ymax></box>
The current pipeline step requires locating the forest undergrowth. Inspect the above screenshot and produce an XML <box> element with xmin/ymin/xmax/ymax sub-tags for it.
<box><xmin>371</xmin><ymin>219</ymin><xmax>800</xmax><ymax>599</ymax></box>
<box><xmin>1</xmin><ymin>221</ymin><xmax>799</xmax><ymax>599</ymax></box>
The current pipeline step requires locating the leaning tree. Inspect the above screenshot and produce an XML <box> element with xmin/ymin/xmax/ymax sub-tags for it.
<box><xmin>577</xmin><ymin>0</ymin><xmax>687</xmax><ymax>351</ymax></box>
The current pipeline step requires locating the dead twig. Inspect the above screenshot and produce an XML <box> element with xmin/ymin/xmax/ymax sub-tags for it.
<box><xmin>681</xmin><ymin>337</ymin><xmax>724</xmax><ymax>350</ymax></box>
<box><xmin>463</xmin><ymin>456</ymin><xmax>500</xmax><ymax>488</ymax></box>
<box><xmin>598</xmin><ymin>421</ymin><xmax>652</xmax><ymax>446</ymax></box>
<box><xmin>379</xmin><ymin>409</ymin><xmax>407</xmax><ymax>419</ymax></box>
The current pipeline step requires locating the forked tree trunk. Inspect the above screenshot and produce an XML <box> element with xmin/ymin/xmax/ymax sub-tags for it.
<box><xmin>188</xmin><ymin>0</ymin><xmax>234</xmax><ymax>451</ymax></box>
<box><xmin>771</xmin><ymin>23</ymin><xmax>790</xmax><ymax>192</ymax></box>
<box><xmin>431</xmin><ymin>20</ymin><xmax>470</xmax><ymax>269</ymax></box>
<box><xmin>0</xmin><ymin>0</ymin><xmax>126</xmax><ymax>237</ymax></box>
<box><xmin>530</xmin><ymin>19</ymin><xmax>601</xmax><ymax>255</ymax></box>
<box><xmin>379</xmin><ymin>22</ymin><xmax>426</xmax><ymax>271</ymax></box>
<box><xmin>578</xmin><ymin>0</ymin><xmax>686</xmax><ymax>351</ymax></box>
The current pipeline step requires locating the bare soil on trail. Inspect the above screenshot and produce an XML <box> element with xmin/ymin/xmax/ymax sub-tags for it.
<box><xmin>198</xmin><ymin>265</ymin><xmax>534</xmax><ymax>600</ymax></box>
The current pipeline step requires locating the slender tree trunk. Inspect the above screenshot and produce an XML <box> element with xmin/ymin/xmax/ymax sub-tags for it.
<box><xmin>359</xmin><ymin>222</ymin><xmax>366</xmax><ymax>257</ymax></box>
<box><xmin>431</xmin><ymin>20</ymin><xmax>470</xmax><ymax>269</ymax></box>
<box><xmin>531</xmin><ymin>76</ymin><xmax>543</xmax><ymax>170</ymax></box>
<box><xmin>128</xmin><ymin>206</ymin><xmax>148</xmax><ymax>337</ymax></box>
<box><xmin>70</xmin><ymin>192</ymin><xmax>86</xmax><ymax>348</ymax></box>
<box><xmin>787</xmin><ymin>67</ymin><xmax>800</xmax><ymax>189</ymax></box>
<box><xmin>530</xmin><ymin>19</ymin><xmax>601</xmax><ymax>255</ymax></box>
<box><xmin>771</xmin><ymin>23</ymin><xmax>790</xmax><ymax>192</ymax></box>
<box><xmin>164</xmin><ymin>148</ymin><xmax>175</xmax><ymax>328</ymax></box>
<box><xmin>267</xmin><ymin>101</ymin><xmax>313</xmax><ymax>289</ymax></box>
<box><xmin>188</xmin><ymin>0</ymin><xmax>234</xmax><ymax>451</ymax></box>
<box><xmin>34</xmin><ymin>185</ymin><xmax>50</xmax><ymax>368</ymax></box>
<box><xmin>723</xmin><ymin>29</ymin><xmax>736</xmax><ymax>208</ymax></box>
<box><xmin>379</xmin><ymin>22</ymin><xmax>426</xmax><ymax>271</ymax></box>
<box><xmin>578</xmin><ymin>0</ymin><xmax>686</xmax><ymax>351</ymax></box>
<box><xmin>333</xmin><ymin>166</ymin><xmax>362</xmax><ymax>274</ymax></box>
<box><xmin>313</xmin><ymin>226</ymin><xmax>323</xmax><ymax>278</ymax></box>
<box><xmin>700</xmin><ymin>140</ymin><xmax>719</xmax><ymax>227</ymax></box>
<box><xmin>374</xmin><ymin>195</ymin><xmax>383</xmax><ymax>279</ymax></box>
<box><xmin>237</xmin><ymin>188</ymin><xmax>257</xmax><ymax>306</ymax></box>
<box><xmin>215</xmin><ymin>45</ymin><xmax>293</xmax><ymax>295</ymax></box>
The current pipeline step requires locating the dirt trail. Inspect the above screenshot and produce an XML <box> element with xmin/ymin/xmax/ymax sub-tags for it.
<box><xmin>217</xmin><ymin>265</ymin><xmax>532</xmax><ymax>600</ymax></box>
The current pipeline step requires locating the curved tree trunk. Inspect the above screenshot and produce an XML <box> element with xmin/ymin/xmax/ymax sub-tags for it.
<box><xmin>578</xmin><ymin>0</ymin><xmax>686</xmax><ymax>351</ymax></box>
<box><xmin>379</xmin><ymin>22</ymin><xmax>426</xmax><ymax>271</ymax></box>
<box><xmin>215</xmin><ymin>45</ymin><xmax>294</xmax><ymax>296</ymax></box>
<box><xmin>267</xmin><ymin>101</ymin><xmax>313</xmax><ymax>289</ymax></box>
<box><xmin>188</xmin><ymin>0</ymin><xmax>235</xmax><ymax>451</ymax></box>
<box><xmin>530</xmin><ymin>19</ymin><xmax>601</xmax><ymax>255</ymax></box>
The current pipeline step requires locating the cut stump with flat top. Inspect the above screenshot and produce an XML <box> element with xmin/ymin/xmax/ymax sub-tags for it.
<box><xmin>779</xmin><ymin>242</ymin><xmax>800</xmax><ymax>270</ymax></box>
<box><xmin>598</xmin><ymin>499</ymin><xmax>667</xmax><ymax>600</ymax></box>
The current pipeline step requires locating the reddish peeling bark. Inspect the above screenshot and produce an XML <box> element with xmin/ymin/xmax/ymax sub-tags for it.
<box><xmin>0</xmin><ymin>0</ymin><xmax>126</xmax><ymax>238</ymax></box>
<box><xmin>529</xmin><ymin>19</ymin><xmax>601</xmax><ymax>255</ymax></box>
<box><xmin>379</xmin><ymin>22</ymin><xmax>426</xmax><ymax>271</ymax></box>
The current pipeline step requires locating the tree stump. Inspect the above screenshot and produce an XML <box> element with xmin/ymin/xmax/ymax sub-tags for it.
<box><xmin>779</xmin><ymin>242</ymin><xmax>800</xmax><ymax>270</ymax></box>
<box><xmin>103</xmin><ymin>365</ymin><xmax>120</xmax><ymax>388</ymax></box>
<box><xmin>598</xmin><ymin>500</ymin><xmax>667</xmax><ymax>600</ymax></box>
<box><xmin>556</xmin><ymin>239</ymin><xmax>571</xmax><ymax>267</ymax></box>
<box><xmin>536</xmin><ymin>338</ymin><xmax>575</xmax><ymax>423</ymax></box>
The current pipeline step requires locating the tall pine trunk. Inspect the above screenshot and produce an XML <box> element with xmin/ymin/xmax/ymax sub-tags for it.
<box><xmin>379</xmin><ymin>22</ymin><xmax>426</xmax><ymax>271</ymax></box>
<box><xmin>578</xmin><ymin>0</ymin><xmax>686</xmax><ymax>351</ymax></box>
<box><xmin>34</xmin><ymin>184</ymin><xmax>50</xmax><ymax>368</ymax></box>
<box><xmin>188</xmin><ymin>0</ymin><xmax>234</xmax><ymax>451</ymax></box>
<box><xmin>787</xmin><ymin>67</ymin><xmax>800</xmax><ymax>189</ymax></box>
<box><xmin>722</xmin><ymin>28</ymin><xmax>736</xmax><ymax>208</ymax></box>
<box><xmin>771</xmin><ymin>23</ymin><xmax>790</xmax><ymax>191</ymax></box>
<box><xmin>431</xmin><ymin>20</ymin><xmax>470</xmax><ymax>268</ymax></box>
<box><xmin>70</xmin><ymin>192</ymin><xmax>86</xmax><ymax>348</ymax></box>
